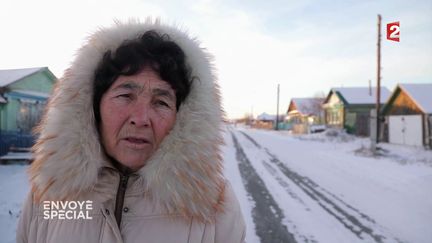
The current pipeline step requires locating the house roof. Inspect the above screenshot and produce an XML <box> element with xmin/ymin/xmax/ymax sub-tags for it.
<box><xmin>289</xmin><ymin>98</ymin><xmax>324</xmax><ymax>115</ymax></box>
<box><xmin>257</xmin><ymin>112</ymin><xmax>275</xmax><ymax>121</ymax></box>
<box><xmin>397</xmin><ymin>83</ymin><xmax>432</xmax><ymax>114</ymax></box>
<box><xmin>326</xmin><ymin>87</ymin><xmax>391</xmax><ymax>105</ymax></box>
<box><xmin>8</xmin><ymin>89</ymin><xmax>51</xmax><ymax>99</ymax></box>
<box><xmin>0</xmin><ymin>67</ymin><xmax>46</xmax><ymax>87</ymax></box>
<box><xmin>0</xmin><ymin>95</ymin><xmax>6</xmax><ymax>103</ymax></box>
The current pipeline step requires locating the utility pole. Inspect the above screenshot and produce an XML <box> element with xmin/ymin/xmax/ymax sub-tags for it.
<box><xmin>376</xmin><ymin>14</ymin><xmax>382</xmax><ymax>144</ymax></box>
<box><xmin>275</xmin><ymin>84</ymin><xmax>280</xmax><ymax>130</ymax></box>
<box><xmin>369</xmin><ymin>79</ymin><xmax>372</xmax><ymax>96</ymax></box>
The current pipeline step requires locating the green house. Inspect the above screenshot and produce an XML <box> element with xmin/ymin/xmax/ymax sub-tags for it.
<box><xmin>322</xmin><ymin>87</ymin><xmax>391</xmax><ymax>136</ymax></box>
<box><xmin>0</xmin><ymin>67</ymin><xmax>56</xmax><ymax>155</ymax></box>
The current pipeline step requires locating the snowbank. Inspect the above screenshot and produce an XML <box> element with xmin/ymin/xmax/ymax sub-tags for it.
<box><xmin>0</xmin><ymin>165</ymin><xmax>29</xmax><ymax>243</ymax></box>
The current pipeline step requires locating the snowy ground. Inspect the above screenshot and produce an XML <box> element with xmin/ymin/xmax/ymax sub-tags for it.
<box><xmin>1</xmin><ymin>126</ymin><xmax>432</xmax><ymax>243</ymax></box>
<box><xmin>224</xmin><ymin>126</ymin><xmax>432</xmax><ymax>243</ymax></box>
<box><xmin>0</xmin><ymin>164</ymin><xmax>29</xmax><ymax>243</ymax></box>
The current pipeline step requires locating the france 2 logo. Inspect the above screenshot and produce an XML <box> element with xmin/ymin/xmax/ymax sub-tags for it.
<box><xmin>387</xmin><ymin>21</ymin><xmax>400</xmax><ymax>42</ymax></box>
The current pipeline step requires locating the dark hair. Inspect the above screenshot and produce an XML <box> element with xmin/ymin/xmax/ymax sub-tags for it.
<box><xmin>93</xmin><ymin>30</ymin><xmax>192</xmax><ymax>124</ymax></box>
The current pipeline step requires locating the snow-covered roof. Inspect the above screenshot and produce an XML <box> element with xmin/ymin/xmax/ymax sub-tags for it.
<box><xmin>257</xmin><ymin>112</ymin><xmax>276</xmax><ymax>121</ymax></box>
<box><xmin>0</xmin><ymin>95</ymin><xmax>6</xmax><ymax>103</ymax></box>
<box><xmin>289</xmin><ymin>98</ymin><xmax>324</xmax><ymax>115</ymax></box>
<box><xmin>0</xmin><ymin>67</ymin><xmax>45</xmax><ymax>87</ymax></box>
<box><xmin>331</xmin><ymin>87</ymin><xmax>391</xmax><ymax>105</ymax></box>
<box><xmin>399</xmin><ymin>83</ymin><xmax>432</xmax><ymax>114</ymax></box>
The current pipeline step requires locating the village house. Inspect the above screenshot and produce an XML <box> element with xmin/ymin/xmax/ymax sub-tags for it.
<box><xmin>381</xmin><ymin>83</ymin><xmax>432</xmax><ymax>149</ymax></box>
<box><xmin>286</xmin><ymin>98</ymin><xmax>325</xmax><ymax>134</ymax></box>
<box><xmin>254</xmin><ymin>112</ymin><xmax>286</xmax><ymax>130</ymax></box>
<box><xmin>322</xmin><ymin>87</ymin><xmax>391</xmax><ymax>136</ymax></box>
<box><xmin>254</xmin><ymin>112</ymin><xmax>276</xmax><ymax>130</ymax></box>
<box><xmin>0</xmin><ymin>67</ymin><xmax>56</xmax><ymax>157</ymax></box>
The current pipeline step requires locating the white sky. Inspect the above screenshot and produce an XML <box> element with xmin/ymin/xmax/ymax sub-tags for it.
<box><xmin>1</xmin><ymin>0</ymin><xmax>431</xmax><ymax>119</ymax></box>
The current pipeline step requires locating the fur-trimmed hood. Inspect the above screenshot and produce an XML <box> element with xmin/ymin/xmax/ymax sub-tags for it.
<box><xmin>29</xmin><ymin>19</ymin><xmax>225</xmax><ymax>222</ymax></box>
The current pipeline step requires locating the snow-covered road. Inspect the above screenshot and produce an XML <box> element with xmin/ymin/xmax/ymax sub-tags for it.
<box><xmin>224</xmin><ymin>126</ymin><xmax>432</xmax><ymax>243</ymax></box>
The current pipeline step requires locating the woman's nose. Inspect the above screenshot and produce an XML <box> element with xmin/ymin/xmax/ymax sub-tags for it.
<box><xmin>129</xmin><ymin>102</ymin><xmax>151</xmax><ymax>127</ymax></box>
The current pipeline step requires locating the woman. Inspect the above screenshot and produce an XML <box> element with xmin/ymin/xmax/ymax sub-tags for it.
<box><xmin>17</xmin><ymin>19</ymin><xmax>246</xmax><ymax>243</ymax></box>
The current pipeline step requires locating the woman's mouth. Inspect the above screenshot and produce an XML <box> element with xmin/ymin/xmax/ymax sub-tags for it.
<box><xmin>122</xmin><ymin>137</ymin><xmax>151</xmax><ymax>149</ymax></box>
<box><xmin>125</xmin><ymin>137</ymin><xmax>148</xmax><ymax>144</ymax></box>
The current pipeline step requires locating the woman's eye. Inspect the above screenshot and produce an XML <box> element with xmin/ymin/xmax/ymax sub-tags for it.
<box><xmin>117</xmin><ymin>94</ymin><xmax>131</xmax><ymax>99</ymax></box>
<box><xmin>156</xmin><ymin>100</ymin><xmax>170</xmax><ymax>107</ymax></box>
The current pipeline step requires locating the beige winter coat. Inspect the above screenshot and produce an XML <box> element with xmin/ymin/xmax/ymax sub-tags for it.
<box><xmin>16</xmin><ymin>19</ymin><xmax>245</xmax><ymax>243</ymax></box>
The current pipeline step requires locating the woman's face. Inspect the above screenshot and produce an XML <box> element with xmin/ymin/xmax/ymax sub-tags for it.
<box><xmin>99</xmin><ymin>67</ymin><xmax>177</xmax><ymax>171</ymax></box>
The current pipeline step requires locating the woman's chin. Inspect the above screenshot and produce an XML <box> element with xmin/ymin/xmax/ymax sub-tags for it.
<box><xmin>118</xmin><ymin>158</ymin><xmax>147</xmax><ymax>172</ymax></box>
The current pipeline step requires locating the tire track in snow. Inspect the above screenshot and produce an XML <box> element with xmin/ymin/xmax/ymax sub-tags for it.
<box><xmin>239</xmin><ymin>131</ymin><xmax>405</xmax><ymax>243</ymax></box>
<box><xmin>262</xmin><ymin>160</ymin><xmax>309</xmax><ymax>209</ymax></box>
<box><xmin>230</xmin><ymin>131</ymin><xmax>297</xmax><ymax>243</ymax></box>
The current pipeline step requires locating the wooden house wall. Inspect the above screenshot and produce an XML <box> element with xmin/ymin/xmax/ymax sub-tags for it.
<box><xmin>387</xmin><ymin>90</ymin><xmax>423</xmax><ymax>115</ymax></box>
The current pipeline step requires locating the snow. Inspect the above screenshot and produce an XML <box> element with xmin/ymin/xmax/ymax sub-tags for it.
<box><xmin>225</xmin><ymin>126</ymin><xmax>432</xmax><ymax>243</ymax></box>
<box><xmin>256</xmin><ymin>112</ymin><xmax>276</xmax><ymax>121</ymax></box>
<box><xmin>222</xmin><ymin>127</ymin><xmax>261</xmax><ymax>243</ymax></box>
<box><xmin>0</xmin><ymin>67</ymin><xmax>45</xmax><ymax>87</ymax></box>
<box><xmin>1</xmin><ymin>126</ymin><xmax>431</xmax><ymax>243</ymax></box>
<box><xmin>332</xmin><ymin>87</ymin><xmax>391</xmax><ymax>105</ymax></box>
<box><xmin>399</xmin><ymin>83</ymin><xmax>432</xmax><ymax>114</ymax></box>
<box><xmin>0</xmin><ymin>165</ymin><xmax>29</xmax><ymax>243</ymax></box>
<box><xmin>289</xmin><ymin>98</ymin><xmax>324</xmax><ymax>116</ymax></box>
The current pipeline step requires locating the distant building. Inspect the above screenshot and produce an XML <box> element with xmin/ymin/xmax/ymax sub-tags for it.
<box><xmin>286</xmin><ymin>98</ymin><xmax>325</xmax><ymax>134</ymax></box>
<box><xmin>0</xmin><ymin>67</ymin><xmax>56</xmax><ymax>156</ymax></box>
<box><xmin>256</xmin><ymin>112</ymin><xmax>276</xmax><ymax>121</ymax></box>
<box><xmin>322</xmin><ymin>87</ymin><xmax>391</xmax><ymax>136</ymax></box>
<box><xmin>254</xmin><ymin>112</ymin><xmax>285</xmax><ymax>130</ymax></box>
<box><xmin>381</xmin><ymin>83</ymin><xmax>432</xmax><ymax>149</ymax></box>
<box><xmin>255</xmin><ymin>112</ymin><xmax>275</xmax><ymax>129</ymax></box>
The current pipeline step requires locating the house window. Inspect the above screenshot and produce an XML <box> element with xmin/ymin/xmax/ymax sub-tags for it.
<box><xmin>17</xmin><ymin>99</ymin><xmax>45</xmax><ymax>133</ymax></box>
<box><xmin>327</xmin><ymin>109</ymin><xmax>342</xmax><ymax>126</ymax></box>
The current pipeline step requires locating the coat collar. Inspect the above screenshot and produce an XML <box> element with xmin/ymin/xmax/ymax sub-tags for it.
<box><xmin>29</xmin><ymin>19</ymin><xmax>225</xmax><ymax>222</ymax></box>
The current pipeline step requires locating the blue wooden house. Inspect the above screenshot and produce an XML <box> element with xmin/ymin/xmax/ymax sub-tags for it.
<box><xmin>0</xmin><ymin>67</ymin><xmax>56</xmax><ymax>156</ymax></box>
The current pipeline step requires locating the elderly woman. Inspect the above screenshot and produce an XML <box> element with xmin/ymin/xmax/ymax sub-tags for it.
<box><xmin>17</xmin><ymin>20</ymin><xmax>245</xmax><ymax>243</ymax></box>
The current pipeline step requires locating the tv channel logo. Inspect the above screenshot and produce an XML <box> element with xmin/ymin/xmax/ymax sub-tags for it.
<box><xmin>387</xmin><ymin>21</ymin><xmax>400</xmax><ymax>42</ymax></box>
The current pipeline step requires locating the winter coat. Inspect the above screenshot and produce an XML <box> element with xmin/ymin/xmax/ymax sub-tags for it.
<box><xmin>16</xmin><ymin>19</ymin><xmax>246</xmax><ymax>243</ymax></box>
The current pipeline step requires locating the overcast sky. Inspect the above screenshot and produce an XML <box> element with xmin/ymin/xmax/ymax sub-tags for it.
<box><xmin>1</xmin><ymin>0</ymin><xmax>431</xmax><ymax>119</ymax></box>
